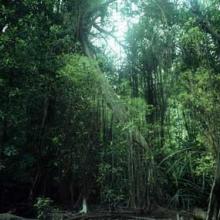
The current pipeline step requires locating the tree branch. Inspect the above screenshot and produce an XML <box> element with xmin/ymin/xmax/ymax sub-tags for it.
<box><xmin>93</xmin><ymin>23</ymin><xmax>127</xmax><ymax>49</ymax></box>
<box><xmin>87</xmin><ymin>0</ymin><xmax>117</xmax><ymax>17</ymax></box>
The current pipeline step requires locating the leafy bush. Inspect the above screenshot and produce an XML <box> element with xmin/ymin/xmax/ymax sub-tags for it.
<box><xmin>34</xmin><ymin>197</ymin><xmax>54</xmax><ymax>220</ymax></box>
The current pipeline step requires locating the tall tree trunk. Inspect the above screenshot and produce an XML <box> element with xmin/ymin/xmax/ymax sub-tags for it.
<box><xmin>28</xmin><ymin>96</ymin><xmax>49</xmax><ymax>202</ymax></box>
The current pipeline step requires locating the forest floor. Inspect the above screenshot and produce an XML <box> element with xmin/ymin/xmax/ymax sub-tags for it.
<box><xmin>0</xmin><ymin>205</ymin><xmax>202</xmax><ymax>220</ymax></box>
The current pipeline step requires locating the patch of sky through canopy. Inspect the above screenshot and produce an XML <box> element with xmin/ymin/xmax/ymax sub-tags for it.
<box><xmin>90</xmin><ymin>0</ymin><xmax>139</xmax><ymax>64</ymax></box>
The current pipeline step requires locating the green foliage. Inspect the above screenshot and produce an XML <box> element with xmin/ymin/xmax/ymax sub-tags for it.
<box><xmin>98</xmin><ymin>140</ymin><xmax>128</xmax><ymax>206</ymax></box>
<box><xmin>194</xmin><ymin>153</ymin><xmax>215</xmax><ymax>177</ymax></box>
<box><xmin>34</xmin><ymin>197</ymin><xmax>54</xmax><ymax>220</ymax></box>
